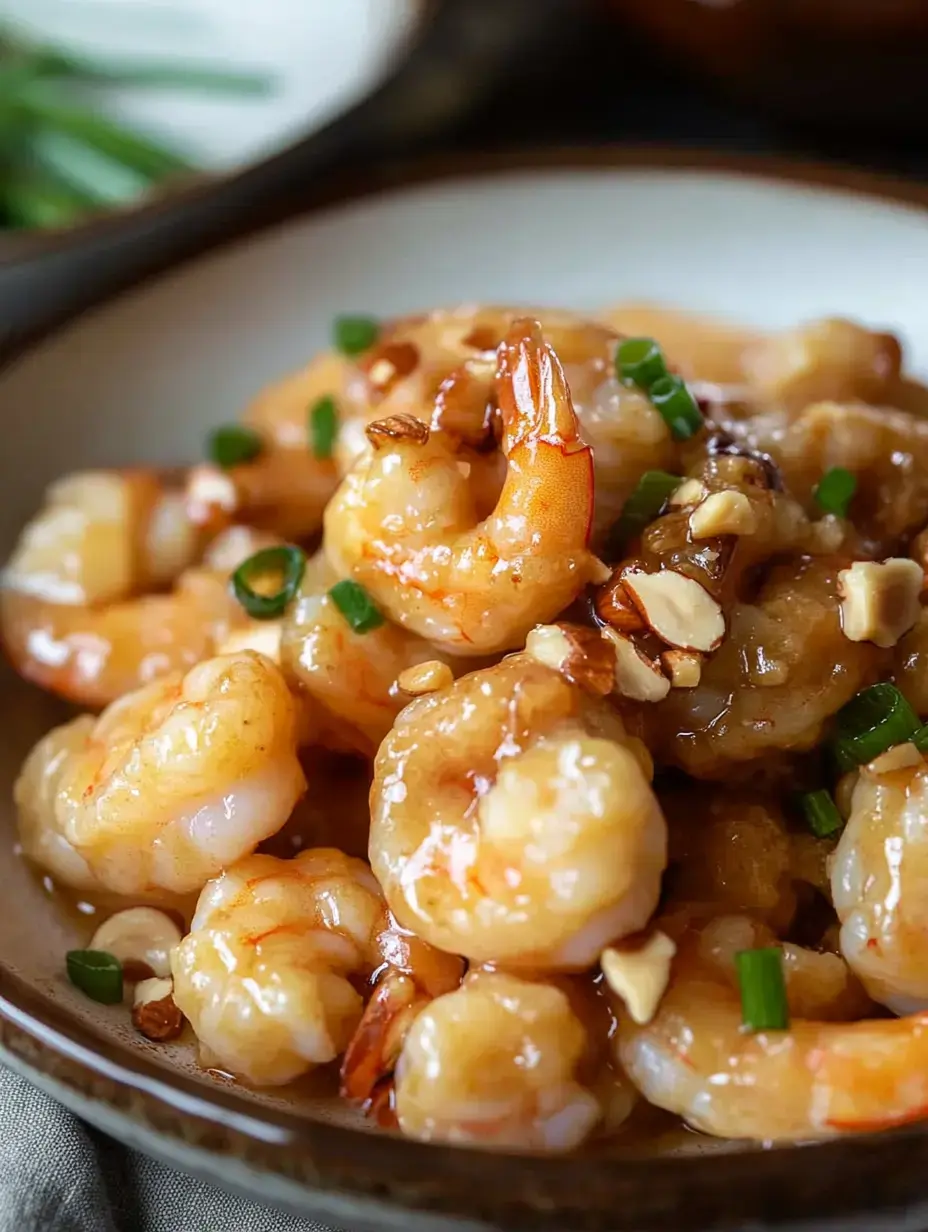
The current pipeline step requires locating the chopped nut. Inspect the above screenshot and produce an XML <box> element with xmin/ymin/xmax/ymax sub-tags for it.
<box><xmin>669</xmin><ymin>478</ymin><xmax>708</xmax><ymax>509</ymax></box>
<box><xmin>838</xmin><ymin>558</ymin><xmax>923</xmax><ymax>649</ymax></box>
<box><xmin>91</xmin><ymin>907</ymin><xmax>182</xmax><ymax>981</ymax></box>
<box><xmin>661</xmin><ymin>648</ymin><xmax>703</xmax><ymax>688</ymax></box>
<box><xmin>363</xmin><ymin>341</ymin><xmax>420</xmax><ymax>396</ymax></box>
<box><xmin>689</xmin><ymin>490</ymin><xmax>758</xmax><ymax>539</ymax></box>
<box><xmin>601</xmin><ymin>627</ymin><xmax>670</xmax><ymax>702</ymax></box>
<box><xmin>807</xmin><ymin>513</ymin><xmax>847</xmax><ymax>556</ymax></box>
<box><xmin>623</xmin><ymin>569</ymin><xmax>725</xmax><ymax>653</ymax></box>
<box><xmin>216</xmin><ymin>622</ymin><xmax>282</xmax><ymax>664</ymax></box>
<box><xmin>865</xmin><ymin>741</ymin><xmax>923</xmax><ymax>777</ymax></box>
<box><xmin>461</xmin><ymin>323</ymin><xmax>501</xmax><ymax>352</ymax></box>
<box><xmin>397</xmin><ymin>660</ymin><xmax>454</xmax><ymax>696</ymax></box>
<box><xmin>185</xmin><ymin>464</ymin><xmax>238</xmax><ymax>528</ymax></box>
<box><xmin>526</xmin><ymin>623</ymin><xmax>616</xmax><ymax>696</ymax></box>
<box><xmin>595</xmin><ymin>577</ymin><xmax>646</xmax><ymax>634</ymax></box>
<box><xmin>365</xmin><ymin>413</ymin><xmax>430</xmax><ymax>448</ymax></box>
<box><xmin>589</xmin><ymin>557</ymin><xmax>613</xmax><ymax>585</ymax></box>
<box><xmin>132</xmin><ymin>977</ymin><xmax>184</xmax><ymax>1042</ymax></box>
<box><xmin>601</xmin><ymin>932</ymin><xmax>677</xmax><ymax>1025</ymax></box>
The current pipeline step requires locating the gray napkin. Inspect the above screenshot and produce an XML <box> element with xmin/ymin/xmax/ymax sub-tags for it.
<box><xmin>0</xmin><ymin>1065</ymin><xmax>337</xmax><ymax>1232</ymax></box>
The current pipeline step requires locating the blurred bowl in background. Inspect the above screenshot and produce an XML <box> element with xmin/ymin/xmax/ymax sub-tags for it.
<box><xmin>605</xmin><ymin>0</ymin><xmax>928</xmax><ymax>135</ymax></box>
<box><xmin>2</xmin><ymin>0</ymin><xmax>422</xmax><ymax>173</ymax></box>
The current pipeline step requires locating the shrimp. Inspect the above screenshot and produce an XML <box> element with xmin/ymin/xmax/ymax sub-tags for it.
<box><xmin>664</xmin><ymin>790</ymin><xmax>833</xmax><ymax>932</ymax></box>
<box><xmin>615</xmin><ymin>914</ymin><xmax>922</xmax><ymax>1142</ymax></box>
<box><xmin>172</xmin><ymin>849</ymin><xmax>461</xmax><ymax>1087</ymax></box>
<box><xmin>280</xmin><ymin>561</ymin><xmax>459</xmax><ymax>756</ymax></box>
<box><xmin>325</xmin><ymin>320</ymin><xmax>597</xmax><ymax>655</ymax></box>
<box><xmin>831</xmin><ymin>744</ymin><xmax>928</xmax><ymax>1014</ymax></box>
<box><xmin>0</xmin><ymin>524</ymin><xmax>267</xmax><ymax>709</ymax></box>
<box><xmin>334</xmin><ymin>305</ymin><xmax>675</xmax><ymax>544</ymax></box>
<box><xmin>631</xmin><ymin>557</ymin><xmax>882</xmax><ymax>780</ymax></box>
<box><xmin>391</xmin><ymin>970</ymin><xmax>603</xmax><ymax>1151</ymax></box>
<box><xmin>184</xmin><ymin>352</ymin><xmax>349</xmax><ymax>539</ymax></box>
<box><xmin>14</xmin><ymin>652</ymin><xmax>305</xmax><ymax>896</ymax></box>
<box><xmin>745</xmin><ymin>400</ymin><xmax>928</xmax><ymax>546</ymax></box>
<box><xmin>1</xmin><ymin>469</ymin><xmax>201</xmax><ymax>606</ymax></box>
<box><xmin>602</xmin><ymin>305</ymin><xmax>903</xmax><ymax>413</ymax></box>
<box><xmin>369</xmin><ymin>654</ymin><xmax>667</xmax><ymax>968</ymax></box>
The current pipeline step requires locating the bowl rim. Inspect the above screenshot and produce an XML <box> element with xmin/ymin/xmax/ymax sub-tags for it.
<box><xmin>5</xmin><ymin>145</ymin><xmax>928</xmax><ymax>1230</ymax></box>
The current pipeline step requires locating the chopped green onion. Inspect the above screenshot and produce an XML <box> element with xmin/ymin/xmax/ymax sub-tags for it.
<box><xmin>800</xmin><ymin>789</ymin><xmax>844</xmax><ymax>839</ymax></box>
<box><xmin>832</xmin><ymin>682</ymin><xmax>921</xmax><ymax>771</ymax></box>
<box><xmin>329</xmin><ymin>579</ymin><xmax>384</xmax><ymax>634</ymax></box>
<box><xmin>648</xmin><ymin>375</ymin><xmax>703</xmax><ymax>441</ymax></box>
<box><xmin>32</xmin><ymin>50</ymin><xmax>272</xmax><ymax>94</ymax></box>
<box><xmin>309</xmin><ymin>396</ymin><xmax>338</xmax><ymax>459</ymax></box>
<box><xmin>616</xmin><ymin>337</ymin><xmax>668</xmax><ymax>389</ymax></box>
<box><xmin>914</xmin><ymin>724</ymin><xmax>928</xmax><ymax>752</ymax></box>
<box><xmin>814</xmin><ymin>467</ymin><xmax>856</xmax><ymax>518</ymax></box>
<box><xmin>208</xmin><ymin>425</ymin><xmax>263</xmax><ymax>469</ymax></box>
<box><xmin>66</xmin><ymin>950</ymin><xmax>123</xmax><ymax>1004</ymax></box>
<box><xmin>606</xmin><ymin>470</ymin><xmax>681</xmax><ymax>555</ymax></box>
<box><xmin>232</xmin><ymin>546</ymin><xmax>306</xmax><ymax>620</ymax></box>
<box><xmin>334</xmin><ymin>315</ymin><xmax>379</xmax><ymax>357</ymax></box>
<box><xmin>735</xmin><ymin>948</ymin><xmax>789</xmax><ymax>1033</ymax></box>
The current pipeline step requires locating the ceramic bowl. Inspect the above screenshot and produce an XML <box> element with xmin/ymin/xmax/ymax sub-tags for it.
<box><xmin>3</xmin><ymin>150</ymin><xmax>928</xmax><ymax>1230</ymax></box>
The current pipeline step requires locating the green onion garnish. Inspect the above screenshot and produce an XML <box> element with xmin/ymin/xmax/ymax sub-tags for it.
<box><xmin>334</xmin><ymin>315</ymin><xmax>379</xmax><ymax>357</ymax></box>
<box><xmin>616</xmin><ymin>337</ymin><xmax>669</xmax><ymax>389</ymax></box>
<box><xmin>648</xmin><ymin>375</ymin><xmax>703</xmax><ymax>441</ymax></box>
<box><xmin>832</xmin><ymin>682</ymin><xmax>921</xmax><ymax>771</ymax></box>
<box><xmin>329</xmin><ymin>579</ymin><xmax>384</xmax><ymax>634</ymax></box>
<box><xmin>800</xmin><ymin>788</ymin><xmax>844</xmax><ymax>839</ymax></box>
<box><xmin>208</xmin><ymin>425</ymin><xmax>263</xmax><ymax>469</ymax></box>
<box><xmin>913</xmin><ymin>724</ymin><xmax>928</xmax><ymax>752</ymax></box>
<box><xmin>66</xmin><ymin>950</ymin><xmax>123</xmax><ymax>1005</ymax></box>
<box><xmin>735</xmin><ymin>948</ymin><xmax>789</xmax><ymax>1033</ymax></box>
<box><xmin>232</xmin><ymin>546</ymin><xmax>306</xmax><ymax>620</ymax></box>
<box><xmin>607</xmin><ymin>470</ymin><xmax>681</xmax><ymax>554</ymax></box>
<box><xmin>814</xmin><ymin>467</ymin><xmax>857</xmax><ymax>518</ymax></box>
<box><xmin>309</xmin><ymin>396</ymin><xmax>338</xmax><ymax>459</ymax></box>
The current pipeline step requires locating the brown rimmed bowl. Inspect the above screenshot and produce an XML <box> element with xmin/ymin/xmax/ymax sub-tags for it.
<box><xmin>2</xmin><ymin>149</ymin><xmax>928</xmax><ymax>1230</ymax></box>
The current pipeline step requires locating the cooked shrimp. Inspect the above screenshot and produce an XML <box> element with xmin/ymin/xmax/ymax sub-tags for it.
<box><xmin>1</xmin><ymin>469</ymin><xmax>201</xmax><ymax>606</ymax></box>
<box><xmin>392</xmin><ymin>970</ymin><xmax>602</xmax><ymax>1151</ymax></box>
<box><xmin>15</xmin><ymin>652</ymin><xmax>305</xmax><ymax>896</ymax></box>
<box><xmin>369</xmin><ymin>654</ymin><xmax>666</xmax><ymax>967</ymax></box>
<box><xmin>602</xmin><ymin>305</ymin><xmax>902</xmax><ymax>412</ymax></box>
<box><xmin>326</xmin><ymin>319</ymin><xmax>597</xmax><ymax>654</ymax></box>
<box><xmin>184</xmin><ymin>352</ymin><xmax>349</xmax><ymax>539</ymax></box>
<box><xmin>0</xmin><ymin>524</ymin><xmax>269</xmax><ymax>709</ymax></box>
<box><xmin>614</xmin><ymin>914</ymin><xmax>928</xmax><ymax>1142</ymax></box>
<box><xmin>172</xmin><ymin>848</ymin><xmax>461</xmax><ymax>1086</ymax></box>
<box><xmin>632</xmin><ymin>557</ymin><xmax>882</xmax><ymax>779</ymax></box>
<box><xmin>335</xmin><ymin>306</ymin><xmax>675</xmax><ymax>543</ymax></box>
<box><xmin>744</xmin><ymin>400</ymin><xmax>928</xmax><ymax>545</ymax></box>
<box><xmin>831</xmin><ymin>745</ymin><xmax>928</xmax><ymax>1014</ymax></box>
<box><xmin>280</xmin><ymin>562</ymin><xmax>458</xmax><ymax>756</ymax></box>
<box><xmin>665</xmin><ymin>790</ymin><xmax>833</xmax><ymax>931</ymax></box>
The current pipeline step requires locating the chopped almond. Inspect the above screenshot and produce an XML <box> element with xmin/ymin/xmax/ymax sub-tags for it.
<box><xmin>838</xmin><ymin>558</ymin><xmax>923</xmax><ymax>649</ymax></box>
<box><xmin>132</xmin><ymin>977</ymin><xmax>184</xmax><ymax>1043</ymax></box>
<box><xmin>689</xmin><ymin>490</ymin><xmax>758</xmax><ymax>539</ymax></box>
<box><xmin>601</xmin><ymin>627</ymin><xmax>670</xmax><ymax>702</ymax></box>
<box><xmin>669</xmin><ymin>478</ymin><xmax>708</xmax><ymax>509</ymax></box>
<box><xmin>397</xmin><ymin>660</ymin><xmax>454</xmax><ymax>696</ymax></box>
<box><xmin>365</xmin><ymin>413</ymin><xmax>430</xmax><ymax>448</ymax></box>
<box><xmin>595</xmin><ymin>576</ymin><xmax>646</xmax><ymax>634</ymax></box>
<box><xmin>661</xmin><ymin>648</ymin><xmax>703</xmax><ymax>688</ymax></box>
<box><xmin>601</xmin><ymin>932</ymin><xmax>677</xmax><ymax>1025</ymax></box>
<box><xmin>623</xmin><ymin>569</ymin><xmax>725</xmax><ymax>653</ymax></box>
<box><xmin>526</xmin><ymin>623</ymin><xmax>616</xmax><ymax>696</ymax></box>
<box><xmin>91</xmin><ymin>907</ymin><xmax>182</xmax><ymax>981</ymax></box>
<box><xmin>363</xmin><ymin>341</ymin><xmax>420</xmax><ymax>397</ymax></box>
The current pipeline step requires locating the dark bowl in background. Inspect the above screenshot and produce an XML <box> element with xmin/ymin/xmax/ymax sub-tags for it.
<box><xmin>605</xmin><ymin>0</ymin><xmax>928</xmax><ymax>136</ymax></box>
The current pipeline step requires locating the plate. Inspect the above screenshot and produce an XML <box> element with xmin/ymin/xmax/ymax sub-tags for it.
<box><xmin>2</xmin><ymin>152</ymin><xmax>928</xmax><ymax>1231</ymax></box>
